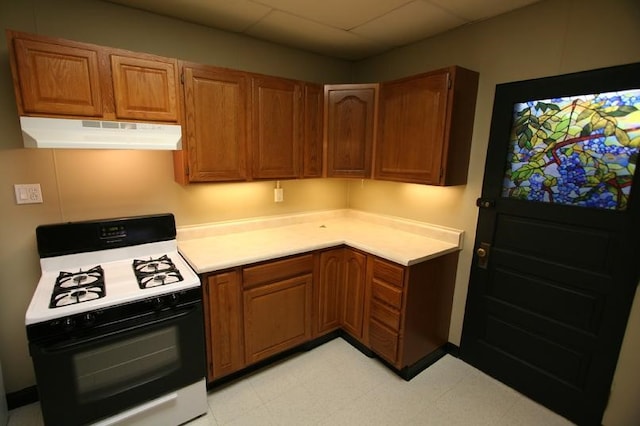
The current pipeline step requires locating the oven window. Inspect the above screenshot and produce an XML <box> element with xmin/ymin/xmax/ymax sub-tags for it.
<box><xmin>73</xmin><ymin>326</ymin><xmax>180</xmax><ymax>402</ymax></box>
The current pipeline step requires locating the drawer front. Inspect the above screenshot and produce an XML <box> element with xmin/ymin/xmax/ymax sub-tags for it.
<box><xmin>371</xmin><ymin>257</ymin><xmax>405</xmax><ymax>288</ymax></box>
<box><xmin>370</xmin><ymin>298</ymin><xmax>401</xmax><ymax>330</ymax></box>
<box><xmin>243</xmin><ymin>254</ymin><xmax>314</xmax><ymax>288</ymax></box>
<box><xmin>369</xmin><ymin>319</ymin><xmax>399</xmax><ymax>364</ymax></box>
<box><xmin>371</xmin><ymin>279</ymin><xmax>402</xmax><ymax>309</ymax></box>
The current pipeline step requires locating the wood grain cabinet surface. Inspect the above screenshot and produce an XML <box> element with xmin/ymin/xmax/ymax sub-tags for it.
<box><xmin>323</xmin><ymin>84</ymin><xmax>378</xmax><ymax>178</ymax></box>
<box><xmin>7</xmin><ymin>30</ymin><xmax>180</xmax><ymax>124</ymax></box>
<box><xmin>242</xmin><ymin>255</ymin><xmax>313</xmax><ymax>364</ymax></box>
<box><xmin>340</xmin><ymin>248</ymin><xmax>367</xmax><ymax>340</ymax></box>
<box><xmin>250</xmin><ymin>75</ymin><xmax>302</xmax><ymax>179</ymax></box>
<box><xmin>110</xmin><ymin>54</ymin><xmax>180</xmax><ymax>122</ymax></box>
<box><xmin>316</xmin><ymin>248</ymin><xmax>344</xmax><ymax>335</ymax></box>
<box><xmin>302</xmin><ymin>83</ymin><xmax>324</xmax><ymax>178</ymax></box>
<box><xmin>179</xmin><ymin>63</ymin><xmax>249</xmax><ymax>183</ymax></box>
<box><xmin>203</xmin><ymin>270</ymin><xmax>245</xmax><ymax>382</ymax></box>
<box><xmin>365</xmin><ymin>252</ymin><xmax>459</xmax><ymax>373</ymax></box>
<box><xmin>375</xmin><ymin>66</ymin><xmax>478</xmax><ymax>185</ymax></box>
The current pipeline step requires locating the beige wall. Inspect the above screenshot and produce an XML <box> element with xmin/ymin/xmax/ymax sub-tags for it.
<box><xmin>351</xmin><ymin>0</ymin><xmax>640</xmax><ymax>424</ymax></box>
<box><xmin>0</xmin><ymin>0</ymin><xmax>352</xmax><ymax>395</ymax></box>
<box><xmin>1</xmin><ymin>0</ymin><xmax>639</xmax><ymax>424</ymax></box>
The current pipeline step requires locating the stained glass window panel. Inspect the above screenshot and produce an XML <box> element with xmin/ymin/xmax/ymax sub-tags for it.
<box><xmin>502</xmin><ymin>89</ymin><xmax>640</xmax><ymax>210</ymax></box>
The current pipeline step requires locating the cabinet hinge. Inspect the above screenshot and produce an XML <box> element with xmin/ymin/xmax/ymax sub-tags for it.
<box><xmin>180</xmin><ymin>73</ymin><xmax>185</xmax><ymax>84</ymax></box>
<box><xmin>447</xmin><ymin>73</ymin><xmax>451</xmax><ymax>89</ymax></box>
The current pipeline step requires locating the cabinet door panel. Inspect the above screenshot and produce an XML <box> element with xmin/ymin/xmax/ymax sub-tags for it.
<box><xmin>303</xmin><ymin>83</ymin><xmax>324</xmax><ymax>178</ymax></box>
<box><xmin>184</xmin><ymin>65</ymin><xmax>248</xmax><ymax>182</ymax></box>
<box><xmin>204</xmin><ymin>271</ymin><xmax>244</xmax><ymax>381</ymax></box>
<box><xmin>324</xmin><ymin>84</ymin><xmax>378</xmax><ymax>178</ymax></box>
<box><xmin>13</xmin><ymin>38</ymin><xmax>103</xmax><ymax>117</ymax></box>
<box><xmin>251</xmin><ymin>76</ymin><xmax>301</xmax><ymax>179</ymax></box>
<box><xmin>243</xmin><ymin>274</ymin><xmax>312</xmax><ymax>364</ymax></box>
<box><xmin>111</xmin><ymin>55</ymin><xmax>179</xmax><ymax>122</ymax></box>
<box><xmin>317</xmin><ymin>249</ymin><xmax>344</xmax><ymax>334</ymax></box>
<box><xmin>341</xmin><ymin>249</ymin><xmax>367</xmax><ymax>339</ymax></box>
<box><xmin>376</xmin><ymin>72</ymin><xmax>448</xmax><ymax>184</ymax></box>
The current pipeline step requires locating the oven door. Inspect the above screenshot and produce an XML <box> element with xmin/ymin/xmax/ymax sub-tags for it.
<box><xmin>30</xmin><ymin>301</ymin><xmax>205</xmax><ymax>426</ymax></box>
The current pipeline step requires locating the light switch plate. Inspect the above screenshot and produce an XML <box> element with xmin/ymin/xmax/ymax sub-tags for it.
<box><xmin>14</xmin><ymin>183</ymin><xmax>43</xmax><ymax>204</ymax></box>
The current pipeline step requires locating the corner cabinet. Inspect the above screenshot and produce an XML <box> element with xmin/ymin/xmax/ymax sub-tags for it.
<box><xmin>7</xmin><ymin>30</ymin><xmax>180</xmax><ymax>123</ymax></box>
<box><xmin>324</xmin><ymin>84</ymin><xmax>378</xmax><ymax>178</ymax></box>
<box><xmin>375</xmin><ymin>66</ymin><xmax>478</xmax><ymax>185</ymax></box>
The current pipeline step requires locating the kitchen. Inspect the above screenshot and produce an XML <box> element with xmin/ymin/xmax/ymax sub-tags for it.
<box><xmin>1</xmin><ymin>0</ymin><xmax>639</xmax><ymax>425</ymax></box>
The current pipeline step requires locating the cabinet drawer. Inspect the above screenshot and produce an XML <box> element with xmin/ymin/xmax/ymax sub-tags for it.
<box><xmin>371</xmin><ymin>279</ymin><xmax>402</xmax><ymax>309</ymax></box>
<box><xmin>371</xmin><ymin>258</ymin><xmax>405</xmax><ymax>288</ymax></box>
<box><xmin>370</xmin><ymin>298</ymin><xmax>400</xmax><ymax>330</ymax></box>
<box><xmin>243</xmin><ymin>254</ymin><xmax>313</xmax><ymax>288</ymax></box>
<box><xmin>369</xmin><ymin>319</ymin><xmax>399</xmax><ymax>364</ymax></box>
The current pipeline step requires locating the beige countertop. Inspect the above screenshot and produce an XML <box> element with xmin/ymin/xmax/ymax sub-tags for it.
<box><xmin>177</xmin><ymin>209</ymin><xmax>464</xmax><ymax>274</ymax></box>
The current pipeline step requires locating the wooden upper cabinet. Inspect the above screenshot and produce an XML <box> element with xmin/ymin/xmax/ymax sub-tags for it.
<box><xmin>182</xmin><ymin>63</ymin><xmax>249</xmax><ymax>182</ymax></box>
<box><xmin>251</xmin><ymin>75</ymin><xmax>302</xmax><ymax>179</ymax></box>
<box><xmin>375</xmin><ymin>66</ymin><xmax>478</xmax><ymax>185</ymax></box>
<box><xmin>324</xmin><ymin>84</ymin><xmax>378</xmax><ymax>178</ymax></box>
<box><xmin>302</xmin><ymin>83</ymin><xmax>324</xmax><ymax>178</ymax></box>
<box><xmin>7</xmin><ymin>30</ymin><xmax>180</xmax><ymax>124</ymax></box>
<box><xmin>10</xmin><ymin>36</ymin><xmax>104</xmax><ymax>117</ymax></box>
<box><xmin>111</xmin><ymin>55</ymin><xmax>179</xmax><ymax>122</ymax></box>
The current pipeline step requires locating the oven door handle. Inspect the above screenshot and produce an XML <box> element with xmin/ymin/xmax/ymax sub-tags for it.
<box><xmin>39</xmin><ymin>304</ymin><xmax>198</xmax><ymax>354</ymax></box>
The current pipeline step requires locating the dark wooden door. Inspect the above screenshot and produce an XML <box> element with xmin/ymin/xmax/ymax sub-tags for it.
<box><xmin>460</xmin><ymin>64</ymin><xmax>640</xmax><ymax>426</ymax></box>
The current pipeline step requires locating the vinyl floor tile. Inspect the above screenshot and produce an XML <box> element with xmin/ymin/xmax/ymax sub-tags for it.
<box><xmin>8</xmin><ymin>337</ymin><xmax>575</xmax><ymax>426</ymax></box>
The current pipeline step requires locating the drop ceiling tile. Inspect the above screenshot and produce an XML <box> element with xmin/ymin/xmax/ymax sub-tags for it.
<box><xmin>246</xmin><ymin>10</ymin><xmax>387</xmax><ymax>59</ymax></box>
<box><xmin>428</xmin><ymin>0</ymin><xmax>542</xmax><ymax>21</ymax></box>
<box><xmin>351</xmin><ymin>0</ymin><xmax>467</xmax><ymax>47</ymax></box>
<box><xmin>106</xmin><ymin>0</ymin><xmax>271</xmax><ymax>32</ymax></box>
<box><xmin>253</xmin><ymin>0</ymin><xmax>412</xmax><ymax>29</ymax></box>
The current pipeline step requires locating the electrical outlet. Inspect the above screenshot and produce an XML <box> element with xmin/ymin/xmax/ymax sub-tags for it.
<box><xmin>274</xmin><ymin>187</ymin><xmax>284</xmax><ymax>203</ymax></box>
<box><xmin>14</xmin><ymin>184</ymin><xmax>43</xmax><ymax>204</ymax></box>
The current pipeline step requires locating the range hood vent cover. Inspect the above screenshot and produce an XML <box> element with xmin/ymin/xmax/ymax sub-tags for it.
<box><xmin>20</xmin><ymin>116</ymin><xmax>182</xmax><ymax>150</ymax></box>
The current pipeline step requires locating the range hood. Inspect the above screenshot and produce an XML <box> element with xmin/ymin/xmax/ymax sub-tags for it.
<box><xmin>20</xmin><ymin>116</ymin><xmax>182</xmax><ymax>150</ymax></box>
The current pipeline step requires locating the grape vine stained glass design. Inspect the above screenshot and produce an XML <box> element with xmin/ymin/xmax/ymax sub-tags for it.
<box><xmin>502</xmin><ymin>89</ymin><xmax>640</xmax><ymax>210</ymax></box>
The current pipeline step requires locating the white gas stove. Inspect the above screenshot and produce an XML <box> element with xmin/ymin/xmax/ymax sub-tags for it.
<box><xmin>26</xmin><ymin>214</ymin><xmax>207</xmax><ymax>426</ymax></box>
<box><xmin>26</xmin><ymin>240</ymin><xmax>200</xmax><ymax>325</ymax></box>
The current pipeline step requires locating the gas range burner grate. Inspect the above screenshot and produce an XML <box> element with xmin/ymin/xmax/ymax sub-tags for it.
<box><xmin>49</xmin><ymin>266</ymin><xmax>106</xmax><ymax>308</ymax></box>
<box><xmin>133</xmin><ymin>255</ymin><xmax>184</xmax><ymax>289</ymax></box>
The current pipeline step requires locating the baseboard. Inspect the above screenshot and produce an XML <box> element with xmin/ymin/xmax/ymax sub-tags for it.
<box><xmin>6</xmin><ymin>385</ymin><xmax>39</xmax><ymax>410</ymax></box>
<box><xmin>445</xmin><ymin>342</ymin><xmax>460</xmax><ymax>357</ymax></box>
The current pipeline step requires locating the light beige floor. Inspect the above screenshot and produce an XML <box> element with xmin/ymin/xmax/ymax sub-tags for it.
<box><xmin>8</xmin><ymin>337</ymin><xmax>574</xmax><ymax>425</ymax></box>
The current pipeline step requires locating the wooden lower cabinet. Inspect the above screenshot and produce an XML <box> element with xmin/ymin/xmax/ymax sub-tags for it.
<box><xmin>242</xmin><ymin>255</ymin><xmax>313</xmax><ymax>364</ymax></box>
<box><xmin>203</xmin><ymin>249</ymin><xmax>458</xmax><ymax>383</ymax></box>
<box><xmin>203</xmin><ymin>269</ymin><xmax>245</xmax><ymax>382</ymax></box>
<box><xmin>341</xmin><ymin>249</ymin><xmax>367</xmax><ymax>340</ymax></box>
<box><xmin>366</xmin><ymin>252</ymin><xmax>459</xmax><ymax>373</ymax></box>
<box><xmin>316</xmin><ymin>248</ymin><xmax>344</xmax><ymax>335</ymax></box>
